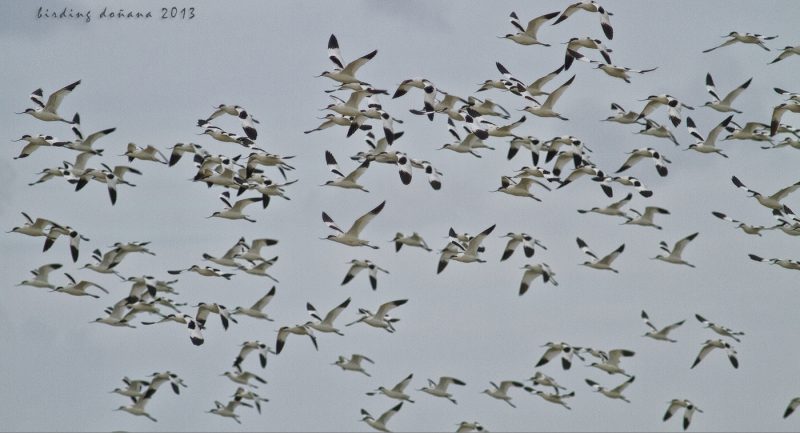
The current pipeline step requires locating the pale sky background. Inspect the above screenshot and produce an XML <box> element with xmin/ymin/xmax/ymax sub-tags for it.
<box><xmin>2</xmin><ymin>0</ymin><xmax>800</xmax><ymax>431</ymax></box>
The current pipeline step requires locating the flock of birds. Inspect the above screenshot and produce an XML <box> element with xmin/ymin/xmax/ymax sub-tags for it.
<box><xmin>7</xmin><ymin>1</ymin><xmax>800</xmax><ymax>431</ymax></box>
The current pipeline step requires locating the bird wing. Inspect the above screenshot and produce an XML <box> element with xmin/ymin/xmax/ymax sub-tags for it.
<box><xmin>342</xmin><ymin>49</ymin><xmax>378</xmax><ymax>76</ymax></box>
<box><xmin>707</xmin><ymin>115</ymin><xmax>734</xmax><ymax>144</ymax></box>
<box><xmin>392</xmin><ymin>373</ymin><xmax>414</xmax><ymax>392</ymax></box>
<box><xmin>685</xmin><ymin>117</ymin><xmax>705</xmax><ymax>142</ymax></box>
<box><xmin>608</xmin><ymin>193</ymin><xmax>633</xmax><ymax>210</ymax></box>
<box><xmin>322</xmin><ymin>212</ymin><xmax>344</xmax><ymax>233</ymax></box>
<box><xmin>663</xmin><ymin>400</ymin><xmax>685</xmax><ymax>421</ymax></box>
<box><xmin>466</xmin><ymin>224</ymin><xmax>496</xmax><ymax>255</ymax></box>
<box><xmin>83</xmin><ymin>128</ymin><xmax>116</xmax><ymax>147</ymax></box>
<box><xmin>346</xmin><ymin>201</ymin><xmax>386</xmax><ymax>236</ymax></box>
<box><xmin>612</xmin><ymin>376</ymin><xmax>635</xmax><ymax>393</ymax></box>
<box><xmin>325</xmin><ymin>151</ymin><xmax>345</xmax><ymax>178</ymax></box>
<box><xmin>672</xmin><ymin>232</ymin><xmax>699</xmax><ymax>257</ymax></box>
<box><xmin>502</xmin><ymin>237</ymin><xmax>522</xmax><ymax>261</ymax></box>
<box><xmin>45</xmin><ymin>80</ymin><xmax>81</xmax><ymax>112</ymax></box>
<box><xmin>642</xmin><ymin>206</ymin><xmax>670</xmax><ymax>220</ymax></box>
<box><xmin>721</xmin><ymin>77</ymin><xmax>752</xmax><ymax>105</ymax></box>
<box><xmin>323</xmin><ymin>297</ymin><xmax>351</xmax><ymax>324</ymax></box>
<box><xmin>770</xmin><ymin>180</ymin><xmax>800</xmax><ymax>201</ymax></box>
<box><xmin>251</xmin><ymin>287</ymin><xmax>277</xmax><ymax>311</ymax></box>
<box><xmin>352</xmin><ymin>354</ymin><xmax>374</xmax><ymax>364</ymax></box>
<box><xmin>705</xmin><ymin>73</ymin><xmax>721</xmax><ymax>102</ymax></box>
<box><xmin>529</xmin><ymin>65</ymin><xmax>564</xmax><ymax>93</ymax></box>
<box><xmin>347</xmin><ymin>159</ymin><xmax>371</xmax><ymax>182</ymax></box>
<box><xmin>377</xmin><ymin>402</ymin><xmax>403</xmax><ymax>426</ymax></box>
<box><xmin>327</xmin><ymin>34</ymin><xmax>344</xmax><ymax>69</ymax></box>
<box><xmin>543</xmin><ymin>75</ymin><xmax>575</xmax><ymax>110</ymax></box>
<box><xmin>576</xmin><ymin>237</ymin><xmax>598</xmax><ymax>260</ymax></box>
<box><xmin>598</xmin><ymin>244</ymin><xmax>625</xmax><ymax>266</ymax></box>
<box><xmin>641</xmin><ymin>310</ymin><xmax>658</xmax><ymax>331</ymax></box>
<box><xmin>376</xmin><ymin>299</ymin><xmax>408</xmax><ymax>317</ymax></box>
<box><xmin>525</xmin><ymin>11</ymin><xmax>559</xmax><ymax>36</ymax></box>
<box><xmin>231</xmin><ymin>197</ymin><xmax>262</xmax><ymax>212</ymax></box>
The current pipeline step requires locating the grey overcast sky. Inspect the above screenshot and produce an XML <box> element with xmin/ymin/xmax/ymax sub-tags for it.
<box><xmin>2</xmin><ymin>0</ymin><xmax>800</xmax><ymax>431</ymax></box>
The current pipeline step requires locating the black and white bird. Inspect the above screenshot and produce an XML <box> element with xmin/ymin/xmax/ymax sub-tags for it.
<box><xmin>703</xmin><ymin>32</ymin><xmax>778</xmax><ymax>53</ymax></box>
<box><xmin>770</xmin><ymin>45</ymin><xmax>800</xmax><ymax>64</ymax></box>
<box><xmin>318</xmin><ymin>34</ymin><xmax>378</xmax><ymax>85</ymax></box>
<box><xmin>528</xmin><ymin>388</ymin><xmax>576</xmax><ymax>410</ymax></box>
<box><xmin>521</xmin><ymin>75</ymin><xmax>576</xmax><ymax>120</ymax></box>
<box><xmin>322</xmin><ymin>201</ymin><xmax>385</xmax><ymax>248</ymax></box>
<box><xmin>481</xmin><ymin>381</ymin><xmax>526</xmax><ymax>408</ymax></box>
<box><xmin>731</xmin><ymin>175</ymin><xmax>800</xmax><ymax>210</ymax></box>
<box><xmin>529</xmin><ymin>372</ymin><xmax>567</xmax><ymax>394</ymax></box>
<box><xmin>587</xmin><ymin>349</ymin><xmax>636</xmax><ymax>376</ymax></box>
<box><xmin>615</xmin><ymin>148</ymin><xmax>670</xmax><ymax>177</ymax></box>
<box><xmin>333</xmin><ymin>354</ymin><xmax>374</xmax><ymax>377</ymax></box>
<box><xmin>784</xmin><ymin>398</ymin><xmax>800</xmax><ymax>419</ymax></box>
<box><xmin>637</xmin><ymin>94</ymin><xmax>694</xmax><ymax>127</ymax></box>
<box><xmin>685</xmin><ymin>115</ymin><xmax>734</xmax><ymax>157</ymax></box>
<box><xmin>585</xmin><ymin>376</ymin><xmax>635</xmax><ymax>403</ymax></box>
<box><xmin>770</xmin><ymin>102</ymin><xmax>800</xmax><ymax>136</ymax></box>
<box><xmin>195</xmin><ymin>302</ymin><xmax>237</xmax><ymax>330</ymax></box>
<box><xmin>691</xmin><ymin>339</ymin><xmax>739</xmax><ymax>369</ymax></box>
<box><xmin>323</xmin><ymin>150</ymin><xmax>370</xmax><ymax>192</ymax></box>
<box><xmin>653</xmin><ymin>233</ymin><xmax>699</xmax><ymax>267</ymax></box>
<box><xmin>636</xmin><ymin>119</ymin><xmax>681</xmax><ymax>146</ymax></box>
<box><xmin>207</xmin><ymin>398</ymin><xmax>252</xmax><ymax>424</ymax></box>
<box><xmin>17</xmin><ymin>79</ymin><xmax>80</xmax><ymax>122</ymax></box>
<box><xmin>536</xmin><ymin>342</ymin><xmax>581</xmax><ymax>370</ymax></box>
<box><xmin>493</xmin><ymin>176</ymin><xmax>548</xmax><ymax>201</ymax></box>
<box><xmin>518</xmin><ymin>263</ymin><xmax>558</xmax><ymax>295</ymax></box>
<box><xmin>58</xmin><ymin>113</ymin><xmax>115</xmax><ymax>154</ymax></box>
<box><xmin>232</xmin><ymin>286</ymin><xmax>276</xmax><ymax>321</ymax></box>
<box><xmin>702</xmin><ymin>73</ymin><xmax>752</xmax><ymax>113</ymax></box>
<box><xmin>341</xmin><ymin>260</ymin><xmax>389</xmax><ymax>290</ymax></box>
<box><xmin>567</xmin><ymin>49</ymin><xmax>656</xmax><ymax>83</ymax></box>
<box><xmin>11</xmin><ymin>134</ymin><xmax>64</xmax><ymax>159</ymax></box>
<box><xmin>392</xmin><ymin>232</ymin><xmax>432</xmax><ymax>252</ymax></box>
<box><xmin>202</xmin><ymin>104</ymin><xmax>259</xmax><ymax>140</ymax></box>
<box><xmin>346</xmin><ymin>299</ymin><xmax>408</xmax><ymax>333</ymax></box>
<box><xmin>553</xmin><ymin>1</ymin><xmax>614</xmax><ymax>39</ymax></box>
<box><xmin>221</xmin><ymin>368</ymin><xmax>267</xmax><ymax>388</ymax></box>
<box><xmin>419</xmin><ymin>376</ymin><xmax>466</xmax><ymax>404</ymax></box>
<box><xmin>208</xmin><ymin>191</ymin><xmax>264</xmax><ymax>223</ymax></box>
<box><xmin>711</xmin><ymin>211</ymin><xmax>771</xmax><ymax>236</ymax></box>
<box><xmin>52</xmin><ymin>273</ymin><xmax>108</xmax><ymax>299</ymax></box>
<box><xmin>366</xmin><ymin>374</ymin><xmax>415</xmax><ymax>403</ymax></box>
<box><xmin>576</xmin><ymin>237</ymin><xmax>625</xmax><ymax>273</ymax></box>
<box><xmin>360</xmin><ymin>402</ymin><xmax>403</xmax><ymax>432</ymax></box>
<box><xmin>306</xmin><ymin>297</ymin><xmax>351</xmax><ymax>335</ymax></box>
<box><xmin>17</xmin><ymin>263</ymin><xmax>62</xmax><ymax>289</ymax></box>
<box><xmin>500</xmin><ymin>232</ymin><xmax>546</xmax><ymax>261</ymax></box>
<box><xmin>641</xmin><ymin>310</ymin><xmax>685</xmax><ymax>342</ymax></box>
<box><xmin>664</xmin><ymin>399</ymin><xmax>703</xmax><ymax>430</ymax></box>
<box><xmin>695</xmin><ymin>314</ymin><xmax>745</xmax><ymax>342</ymax></box>
<box><xmin>500</xmin><ymin>11</ymin><xmax>560</xmax><ymax>46</ymax></box>
<box><xmin>275</xmin><ymin>324</ymin><xmax>318</xmax><ymax>354</ymax></box>
<box><xmin>577</xmin><ymin>193</ymin><xmax>632</xmax><ymax>219</ymax></box>
<box><xmin>623</xmin><ymin>206</ymin><xmax>671</xmax><ymax>230</ymax></box>
<box><xmin>233</xmin><ymin>340</ymin><xmax>276</xmax><ymax>369</ymax></box>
